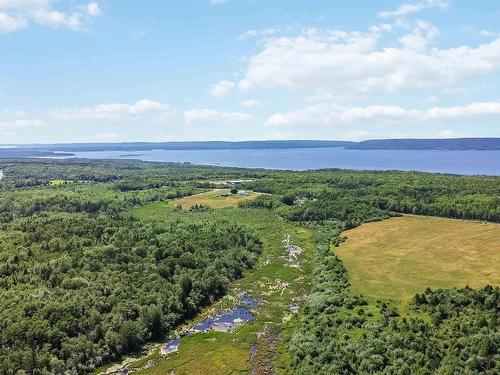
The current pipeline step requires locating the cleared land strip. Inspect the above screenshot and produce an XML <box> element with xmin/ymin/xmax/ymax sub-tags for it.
<box><xmin>173</xmin><ymin>189</ymin><xmax>263</xmax><ymax>209</ymax></box>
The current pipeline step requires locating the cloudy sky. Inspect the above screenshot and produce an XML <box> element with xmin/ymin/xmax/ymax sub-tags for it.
<box><xmin>1</xmin><ymin>0</ymin><xmax>500</xmax><ymax>144</ymax></box>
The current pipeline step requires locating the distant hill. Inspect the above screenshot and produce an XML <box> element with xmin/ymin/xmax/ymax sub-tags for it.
<box><xmin>348</xmin><ymin>138</ymin><xmax>500</xmax><ymax>150</ymax></box>
<box><xmin>0</xmin><ymin>148</ymin><xmax>73</xmax><ymax>158</ymax></box>
<box><xmin>1</xmin><ymin>138</ymin><xmax>499</xmax><ymax>158</ymax></box>
<box><xmin>14</xmin><ymin>140</ymin><xmax>354</xmax><ymax>152</ymax></box>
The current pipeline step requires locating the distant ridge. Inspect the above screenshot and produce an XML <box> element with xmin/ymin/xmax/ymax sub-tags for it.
<box><xmin>1</xmin><ymin>138</ymin><xmax>499</xmax><ymax>158</ymax></box>
<box><xmin>348</xmin><ymin>138</ymin><xmax>500</xmax><ymax>150</ymax></box>
<box><xmin>13</xmin><ymin>140</ymin><xmax>353</xmax><ymax>152</ymax></box>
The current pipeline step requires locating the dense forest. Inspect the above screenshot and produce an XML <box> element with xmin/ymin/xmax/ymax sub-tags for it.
<box><xmin>240</xmin><ymin>170</ymin><xmax>499</xmax><ymax>223</ymax></box>
<box><xmin>0</xmin><ymin>213</ymin><xmax>260</xmax><ymax>373</ymax></box>
<box><xmin>2</xmin><ymin>159</ymin><xmax>498</xmax><ymax>223</ymax></box>
<box><xmin>0</xmin><ymin>159</ymin><xmax>498</xmax><ymax>374</ymax></box>
<box><xmin>0</xmin><ymin>161</ymin><xmax>263</xmax><ymax>374</ymax></box>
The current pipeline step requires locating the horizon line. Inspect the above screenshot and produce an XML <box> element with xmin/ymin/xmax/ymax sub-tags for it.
<box><xmin>2</xmin><ymin>137</ymin><xmax>500</xmax><ymax>147</ymax></box>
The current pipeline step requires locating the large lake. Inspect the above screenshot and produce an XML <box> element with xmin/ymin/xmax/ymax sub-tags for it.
<box><xmin>54</xmin><ymin>147</ymin><xmax>500</xmax><ymax>176</ymax></box>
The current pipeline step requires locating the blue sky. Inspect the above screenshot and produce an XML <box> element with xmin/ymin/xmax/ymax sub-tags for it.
<box><xmin>1</xmin><ymin>0</ymin><xmax>500</xmax><ymax>144</ymax></box>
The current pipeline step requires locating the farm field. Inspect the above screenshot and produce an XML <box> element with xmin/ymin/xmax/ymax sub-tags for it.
<box><xmin>174</xmin><ymin>189</ymin><xmax>263</xmax><ymax>209</ymax></box>
<box><xmin>335</xmin><ymin>215</ymin><xmax>500</xmax><ymax>300</ymax></box>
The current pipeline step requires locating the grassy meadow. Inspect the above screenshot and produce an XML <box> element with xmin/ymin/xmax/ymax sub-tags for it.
<box><xmin>335</xmin><ymin>215</ymin><xmax>500</xmax><ymax>301</ymax></box>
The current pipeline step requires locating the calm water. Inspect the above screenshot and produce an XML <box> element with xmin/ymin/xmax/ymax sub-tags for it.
<box><xmin>52</xmin><ymin>147</ymin><xmax>500</xmax><ymax>175</ymax></box>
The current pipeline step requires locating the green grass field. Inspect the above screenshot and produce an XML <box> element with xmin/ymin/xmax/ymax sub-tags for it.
<box><xmin>174</xmin><ymin>189</ymin><xmax>262</xmax><ymax>209</ymax></box>
<box><xmin>49</xmin><ymin>179</ymin><xmax>74</xmax><ymax>186</ymax></box>
<box><xmin>126</xmin><ymin>204</ymin><xmax>314</xmax><ymax>375</ymax></box>
<box><xmin>139</xmin><ymin>331</ymin><xmax>250</xmax><ymax>375</ymax></box>
<box><xmin>335</xmin><ymin>215</ymin><xmax>500</xmax><ymax>301</ymax></box>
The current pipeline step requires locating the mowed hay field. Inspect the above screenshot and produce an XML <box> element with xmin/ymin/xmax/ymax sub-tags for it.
<box><xmin>174</xmin><ymin>189</ymin><xmax>262</xmax><ymax>209</ymax></box>
<box><xmin>335</xmin><ymin>215</ymin><xmax>500</xmax><ymax>301</ymax></box>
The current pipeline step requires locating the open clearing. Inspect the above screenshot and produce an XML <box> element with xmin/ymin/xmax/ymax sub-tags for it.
<box><xmin>335</xmin><ymin>215</ymin><xmax>500</xmax><ymax>301</ymax></box>
<box><xmin>174</xmin><ymin>189</ymin><xmax>262</xmax><ymax>209</ymax></box>
<box><xmin>49</xmin><ymin>179</ymin><xmax>74</xmax><ymax>186</ymax></box>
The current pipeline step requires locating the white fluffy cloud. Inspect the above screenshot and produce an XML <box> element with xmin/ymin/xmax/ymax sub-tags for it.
<box><xmin>0</xmin><ymin>11</ymin><xmax>26</xmax><ymax>32</ymax></box>
<box><xmin>265</xmin><ymin>101</ymin><xmax>500</xmax><ymax>126</ymax></box>
<box><xmin>52</xmin><ymin>99</ymin><xmax>173</xmax><ymax>121</ymax></box>
<box><xmin>85</xmin><ymin>2</ymin><xmax>100</xmax><ymax>17</ymax></box>
<box><xmin>0</xmin><ymin>0</ymin><xmax>100</xmax><ymax>33</ymax></box>
<box><xmin>184</xmin><ymin>108</ymin><xmax>252</xmax><ymax>124</ymax></box>
<box><xmin>240</xmin><ymin>99</ymin><xmax>261</xmax><ymax>108</ymax></box>
<box><xmin>0</xmin><ymin>119</ymin><xmax>44</xmax><ymax>128</ymax></box>
<box><xmin>0</xmin><ymin>119</ymin><xmax>44</xmax><ymax>135</ymax></box>
<box><xmin>378</xmin><ymin>0</ymin><xmax>447</xmax><ymax>19</ymax></box>
<box><xmin>209</xmin><ymin>80</ymin><xmax>235</xmax><ymax>98</ymax></box>
<box><xmin>237</xmin><ymin>24</ymin><xmax>500</xmax><ymax>96</ymax></box>
<box><xmin>239</xmin><ymin>27</ymin><xmax>278</xmax><ymax>40</ymax></box>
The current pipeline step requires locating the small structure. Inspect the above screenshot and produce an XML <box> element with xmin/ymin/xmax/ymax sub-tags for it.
<box><xmin>237</xmin><ymin>190</ymin><xmax>249</xmax><ymax>196</ymax></box>
<box><xmin>290</xmin><ymin>303</ymin><xmax>300</xmax><ymax>314</ymax></box>
<box><xmin>227</xmin><ymin>180</ymin><xmax>242</xmax><ymax>185</ymax></box>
